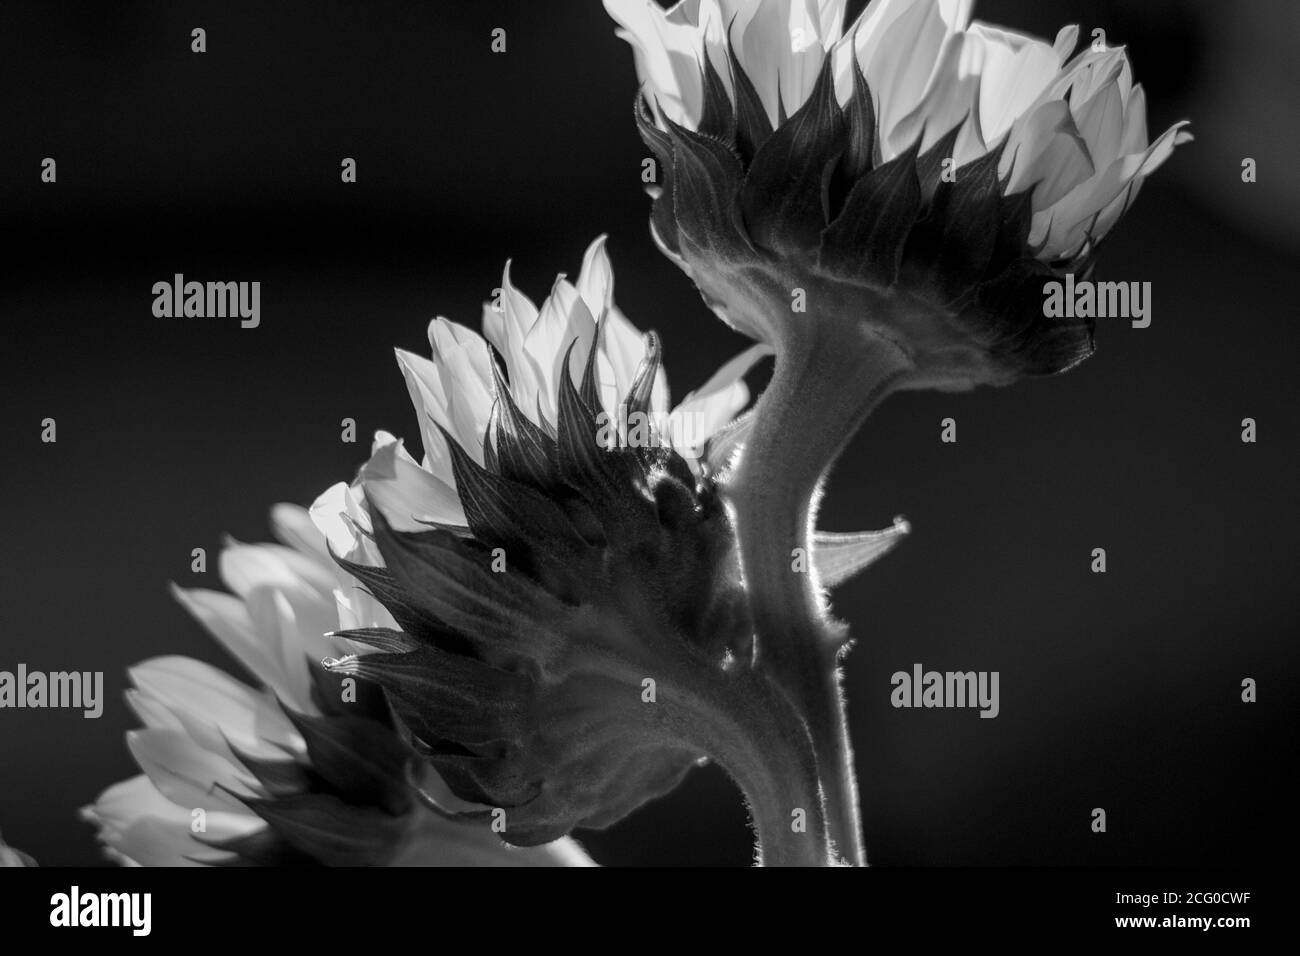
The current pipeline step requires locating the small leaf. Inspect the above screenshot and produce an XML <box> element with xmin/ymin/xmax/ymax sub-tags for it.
<box><xmin>812</xmin><ymin>518</ymin><xmax>911</xmax><ymax>588</ymax></box>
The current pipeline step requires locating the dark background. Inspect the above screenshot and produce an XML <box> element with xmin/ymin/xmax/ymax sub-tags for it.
<box><xmin>1</xmin><ymin>0</ymin><xmax>1294</xmax><ymax>866</ymax></box>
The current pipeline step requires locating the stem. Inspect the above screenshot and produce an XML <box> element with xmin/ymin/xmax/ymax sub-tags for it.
<box><xmin>728</xmin><ymin>311</ymin><xmax>909</xmax><ymax>866</ymax></box>
<box><xmin>657</xmin><ymin>661</ymin><xmax>833</xmax><ymax>866</ymax></box>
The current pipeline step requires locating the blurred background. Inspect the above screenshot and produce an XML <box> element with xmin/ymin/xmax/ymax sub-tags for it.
<box><xmin>0</xmin><ymin>0</ymin><xmax>1294</xmax><ymax>866</ymax></box>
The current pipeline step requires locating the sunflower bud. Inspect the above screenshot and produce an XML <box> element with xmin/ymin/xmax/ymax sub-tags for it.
<box><xmin>606</xmin><ymin>1</ymin><xmax>1188</xmax><ymax>863</ymax></box>
<box><xmin>609</xmin><ymin>0</ymin><xmax>1190</xmax><ymax>388</ymax></box>
<box><xmin>315</xmin><ymin>241</ymin><xmax>834</xmax><ymax>862</ymax></box>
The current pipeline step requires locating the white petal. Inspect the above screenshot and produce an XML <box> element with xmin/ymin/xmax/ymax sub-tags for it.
<box><xmin>127</xmin><ymin>729</ymin><xmax>255</xmax><ymax>814</ymax></box>
<box><xmin>1119</xmin><ymin>83</ymin><xmax>1149</xmax><ymax>155</ymax></box>
<box><xmin>482</xmin><ymin>301</ymin><xmax>506</xmax><ymax>355</ymax></box>
<box><xmin>1036</xmin><ymin>119</ymin><xmax>1190</xmax><ymax>257</ymax></box>
<box><xmin>333</xmin><ymin>585</ymin><xmax>400</xmax><ymax>634</ymax></box>
<box><xmin>887</xmin><ymin>30</ymin><xmax>984</xmax><ymax>163</ymax></box>
<box><xmin>1052</xmin><ymin>24</ymin><xmax>1079</xmax><ymax>63</ymax></box>
<box><xmin>857</xmin><ymin>0</ymin><xmax>972</xmax><ymax>159</ymax></box>
<box><xmin>83</xmin><ymin>776</ymin><xmax>260</xmax><ymax>866</ymax></box>
<box><xmin>170</xmin><ymin>585</ymin><xmax>291</xmax><ymax>703</ymax></box>
<box><xmin>968</xmin><ymin>23</ymin><xmax>1062</xmax><ymax>144</ymax></box>
<box><xmin>124</xmin><ymin>688</ymin><xmax>186</xmax><ymax>733</ymax></box>
<box><xmin>218</xmin><ymin>541</ymin><xmax>336</xmax><ymax>603</ymax></box>
<box><xmin>666</xmin><ymin>343</ymin><xmax>771</xmax><ymax>456</ymax></box>
<box><xmin>576</xmin><ymin>235</ymin><xmax>615</xmax><ymax>323</ymax></box>
<box><xmin>309</xmin><ymin>481</ymin><xmax>377</xmax><ymax>565</ymax></box>
<box><xmin>359</xmin><ymin>436</ymin><xmax>465</xmax><ymax>530</ymax></box>
<box><xmin>394</xmin><ymin>347</ymin><xmax>492</xmax><ymax>469</ymax></box>
<box><xmin>497</xmin><ymin>261</ymin><xmax>549</xmax><ymax>423</ymax></box>
<box><xmin>1072</xmin><ymin>73</ymin><xmax>1127</xmax><ymax>169</ymax></box>
<box><xmin>107</xmin><ymin>818</ymin><xmax>223</xmax><ymax>866</ymax></box>
<box><xmin>1044</xmin><ymin>45</ymin><xmax>1126</xmax><ymax>107</ymax></box>
<box><xmin>270</xmin><ymin>586</ymin><xmax>339</xmax><ymax>702</ymax></box>
<box><xmin>82</xmin><ymin>775</ymin><xmax>177</xmax><ymax>835</ymax></box>
<box><xmin>269</xmin><ymin>503</ymin><xmax>332</xmax><ymax>566</ymax></box>
<box><xmin>816</xmin><ymin>0</ymin><xmax>849</xmax><ymax>41</ymax></box>
<box><xmin>749</xmin><ymin>0</ymin><xmax>828</xmax><ymax>124</ymax></box>
<box><xmin>596</xmin><ymin>305</ymin><xmax>649</xmax><ymax>413</ymax></box>
<box><xmin>1002</xmin><ymin>99</ymin><xmax>1095</xmax><ymax>210</ymax></box>
<box><xmin>129</xmin><ymin>655</ymin><xmax>301</xmax><ymax>760</ymax></box>
<box><xmin>243</xmin><ymin>585</ymin><xmax>319</xmax><ymax>712</ymax></box>
<box><xmin>427</xmin><ymin>317</ymin><xmax>495</xmax><ymax>395</ymax></box>
<box><xmin>524</xmin><ymin>277</ymin><xmax>597</xmax><ymax>427</ymax></box>
<box><xmin>603</xmin><ymin>0</ymin><xmax>706</xmax><ymax>127</ymax></box>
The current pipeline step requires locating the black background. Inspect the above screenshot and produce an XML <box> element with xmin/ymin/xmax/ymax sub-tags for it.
<box><xmin>1</xmin><ymin>0</ymin><xmax>1294</xmax><ymax>867</ymax></box>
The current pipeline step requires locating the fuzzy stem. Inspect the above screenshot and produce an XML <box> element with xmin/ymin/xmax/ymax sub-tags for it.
<box><xmin>728</xmin><ymin>314</ymin><xmax>909</xmax><ymax>866</ymax></box>
<box><xmin>656</xmin><ymin>660</ymin><xmax>833</xmax><ymax>866</ymax></box>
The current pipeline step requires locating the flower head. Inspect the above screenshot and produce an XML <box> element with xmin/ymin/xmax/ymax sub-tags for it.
<box><xmin>310</xmin><ymin>239</ymin><xmax>822</xmax><ymax>849</ymax></box>
<box><xmin>83</xmin><ymin>509</ymin><xmax>592</xmax><ymax>867</ymax></box>
<box><xmin>607</xmin><ymin>0</ymin><xmax>1191</xmax><ymax>387</ymax></box>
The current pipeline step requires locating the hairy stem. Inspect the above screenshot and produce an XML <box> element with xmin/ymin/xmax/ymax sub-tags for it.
<box><xmin>711</xmin><ymin>670</ymin><xmax>832</xmax><ymax>866</ymax></box>
<box><xmin>651</xmin><ymin>655</ymin><xmax>832</xmax><ymax>866</ymax></box>
<box><xmin>728</xmin><ymin>313</ymin><xmax>909</xmax><ymax>865</ymax></box>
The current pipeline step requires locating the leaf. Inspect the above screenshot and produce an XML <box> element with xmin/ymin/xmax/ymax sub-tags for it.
<box><xmin>812</xmin><ymin>518</ymin><xmax>911</xmax><ymax>588</ymax></box>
